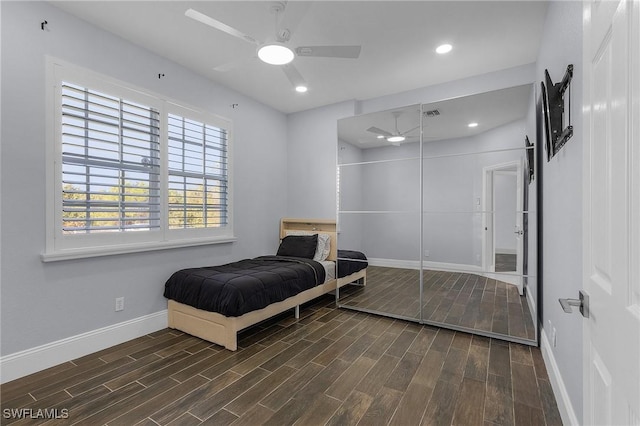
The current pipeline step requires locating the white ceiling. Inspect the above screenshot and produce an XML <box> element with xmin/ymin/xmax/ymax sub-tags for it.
<box><xmin>50</xmin><ymin>1</ymin><xmax>548</xmax><ymax>114</ymax></box>
<box><xmin>338</xmin><ymin>84</ymin><xmax>533</xmax><ymax>149</ymax></box>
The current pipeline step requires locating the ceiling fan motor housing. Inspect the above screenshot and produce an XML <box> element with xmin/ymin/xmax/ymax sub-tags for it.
<box><xmin>277</xmin><ymin>28</ymin><xmax>291</xmax><ymax>43</ymax></box>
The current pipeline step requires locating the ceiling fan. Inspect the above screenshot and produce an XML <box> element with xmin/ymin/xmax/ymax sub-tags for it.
<box><xmin>185</xmin><ymin>2</ymin><xmax>362</xmax><ymax>92</ymax></box>
<box><xmin>367</xmin><ymin>111</ymin><xmax>420</xmax><ymax>146</ymax></box>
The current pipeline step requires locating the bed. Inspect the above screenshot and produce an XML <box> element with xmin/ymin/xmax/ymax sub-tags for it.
<box><xmin>165</xmin><ymin>218</ymin><xmax>366</xmax><ymax>350</ymax></box>
<box><xmin>337</xmin><ymin>249</ymin><xmax>368</xmax><ymax>287</ymax></box>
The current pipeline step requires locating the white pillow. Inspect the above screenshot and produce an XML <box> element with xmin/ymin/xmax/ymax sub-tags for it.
<box><xmin>285</xmin><ymin>231</ymin><xmax>331</xmax><ymax>261</ymax></box>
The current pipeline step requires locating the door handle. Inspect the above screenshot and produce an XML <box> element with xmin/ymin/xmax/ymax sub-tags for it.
<box><xmin>559</xmin><ymin>290</ymin><xmax>589</xmax><ymax>318</ymax></box>
<box><xmin>514</xmin><ymin>228</ymin><xmax>524</xmax><ymax>235</ymax></box>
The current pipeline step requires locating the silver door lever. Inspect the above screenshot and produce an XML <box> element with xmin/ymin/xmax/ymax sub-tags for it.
<box><xmin>559</xmin><ymin>290</ymin><xmax>589</xmax><ymax>318</ymax></box>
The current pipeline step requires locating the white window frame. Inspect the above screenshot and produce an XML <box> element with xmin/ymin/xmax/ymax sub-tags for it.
<box><xmin>43</xmin><ymin>58</ymin><xmax>234</xmax><ymax>262</ymax></box>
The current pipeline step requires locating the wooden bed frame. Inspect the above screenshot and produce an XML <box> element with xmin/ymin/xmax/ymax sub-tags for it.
<box><xmin>167</xmin><ymin>218</ymin><xmax>364</xmax><ymax>350</ymax></box>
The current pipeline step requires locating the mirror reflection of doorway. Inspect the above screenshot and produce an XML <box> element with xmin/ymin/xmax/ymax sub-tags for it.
<box><xmin>494</xmin><ymin>172</ymin><xmax>517</xmax><ymax>272</ymax></box>
<box><xmin>483</xmin><ymin>161</ymin><xmax>523</xmax><ymax>291</ymax></box>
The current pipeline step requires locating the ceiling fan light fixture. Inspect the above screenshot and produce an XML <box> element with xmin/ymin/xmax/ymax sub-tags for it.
<box><xmin>257</xmin><ymin>43</ymin><xmax>295</xmax><ymax>65</ymax></box>
<box><xmin>387</xmin><ymin>135</ymin><xmax>406</xmax><ymax>143</ymax></box>
<box><xmin>436</xmin><ymin>43</ymin><xmax>453</xmax><ymax>54</ymax></box>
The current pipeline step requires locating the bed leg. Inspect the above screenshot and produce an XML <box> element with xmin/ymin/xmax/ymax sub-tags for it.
<box><xmin>294</xmin><ymin>305</ymin><xmax>300</xmax><ymax>319</ymax></box>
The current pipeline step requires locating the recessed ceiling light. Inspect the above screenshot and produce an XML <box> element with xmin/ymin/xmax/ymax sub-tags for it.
<box><xmin>295</xmin><ymin>85</ymin><xmax>308</xmax><ymax>93</ymax></box>
<box><xmin>377</xmin><ymin>135</ymin><xmax>385</xmax><ymax>139</ymax></box>
<box><xmin>436</xmin><ymin>44</ymin><xmax>453</xmax><ymax>54</ymax></box>
<box><xmin>468</xmin><ymin>122</ymin><xmax>479</xmax><ymax>128</ymax></box>
<box><xmin>257</xmin><ymin>43</ymin><xmax>295</xmax><ymax>65</ymax></box>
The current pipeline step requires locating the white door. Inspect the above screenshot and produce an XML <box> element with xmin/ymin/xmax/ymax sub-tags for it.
<box><xmin>583</xmin><ymin>0</ymin><xmax>640</xmax><ymax>424</ymax></box>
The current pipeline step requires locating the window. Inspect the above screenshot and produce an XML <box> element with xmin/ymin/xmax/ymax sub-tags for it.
<box><xmin>44</xmin><ymin>59</ymin><xmax>234</xmax><ymax>261</ymax></box>
<box><xmin>61</xmin><ymin>82</ymin><xmax>162</xmax><ymax>234</ymax></box>
<box><xmin>167</xmin><ymin>113</ymin><xmax>228</xmax><ymax>230</ymax></box>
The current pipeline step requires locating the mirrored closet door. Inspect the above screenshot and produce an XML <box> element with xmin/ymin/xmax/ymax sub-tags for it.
<box><xmin>336</xmin><ymin>85</ymin><xmax>538</xmax><ymax>345</ymax></box>
<box><xmin>337</xmin><ymin>104</ymin><xmax>422</xmax><ymax>322</ymax></box>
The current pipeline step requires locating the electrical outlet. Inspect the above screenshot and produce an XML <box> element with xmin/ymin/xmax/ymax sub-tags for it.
<box><xmin>424</xmin><ymin>250</ymin><xmax>430</xmax><ymax>258</ymax></box>
<box><xmin>115</xmin><ymin>297</ymin><xmax>125</xmax><ymax>312</ymax></box>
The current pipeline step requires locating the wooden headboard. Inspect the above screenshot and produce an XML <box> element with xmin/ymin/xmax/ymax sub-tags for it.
<box><xmin>279</xmin><ymin>218</ymin><xmax>338</xmax><ymax>261</ymax></box>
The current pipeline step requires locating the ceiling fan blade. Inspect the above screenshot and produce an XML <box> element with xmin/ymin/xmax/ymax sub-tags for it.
<box><xmin>295</xmin><ymin>45</ymin><xmax>361</xmax><ymax>58</ymax></box>
<box><xmin>367</xmin><ymin>126</ymin><xmax>393</xmax><ymax>137</ymax></box>
<box><xmin>185</xmin><ymin>8</ymin><xmax>259</xmax><ymax>45</ymax></box>
<box><xmin>403</xmin><ymin>125</ymin><xmax>421</xmax><ymax>135</ymax></box>
<box><xmin>282</xmin><ymin>63</ymin><xmax>307</xmax><ymax>89</ymax></box>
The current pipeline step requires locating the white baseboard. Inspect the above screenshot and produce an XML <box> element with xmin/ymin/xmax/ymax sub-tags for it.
<box><xmin>367</xmin><ymin>258</ymin><xmax>421</xmax><ymax>270</ymax></box>
<box><xmin>367</xmin><ymin>258</ymin><xmax>483</xmax><ymax>273</ymax></box>
<box><xmin>540</xmin><ymin>327</ymin><xmax>580</xmax><ymax>426</ymax></box>
<box><xmin>422</xmin><ymin>261</ymin><xmax>483</xmax><ymax>273</ymax></box>
<box><xmin>526</xmin><ymin>286</ymin><xmax>536</xmax><ymax>320</ymax></box>
<box><xmin>496</xmin><ymin>248</ymin><xmax>517</xmax><ymax>255</ymax></box>
<box><xmin>0</xmin><ymin>310</ymin><xmax>168</xmax><ymax>384</ymax></box>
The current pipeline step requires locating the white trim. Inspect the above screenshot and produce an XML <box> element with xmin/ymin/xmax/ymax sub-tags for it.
<box><xmin>526</xmin><ymin>283</ymin><xmax>537</xmax><ymax>320</ymax></box>
<box><xmin>482</xmin><ymin>159</ymin><xmax>524</xmax><ymax>287</ymax></box>
<box><xmin>422</xmin><ymin>260</ymin><xmax>483</xmax><ymax>273</ymax></box>
<box><xmin>41</xmin><ymin>236</ymin><xmax>236</xmax><ymax>262</ymax></box>
<box><xmin>44</xmin><ymin>56</ymin><xmax>234</xmax><ymax>258</ymax></box>
<box><xmin>367</xmin><ymin>257</ymin><xmax>421</xmax><ymax>270</ymax></box>
<box><xmin>540</xmin><ymin>327</ymin><xmax>580</xmax><ymax>426</ymax></box>
<box><xmin>367</xmin><ymin>258</ymin><xmax>484</xmax><ymax>273</ymax></box>
<box><xmin>0</xmin><ymin>310</ymin><xmax>167</xmax><ymax>384</ymax></box>
<box><xmin>495</xmin><ymin>248</ymin><xmax>517</xmax><ymax>255</ymax></box>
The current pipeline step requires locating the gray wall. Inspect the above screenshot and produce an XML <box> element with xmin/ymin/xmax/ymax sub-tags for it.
<box><xmin>286</xmin><ymin>100</ymin><xmax>356</xmax><ymax>219</ymax></box>
<box><xmin>0</xmin><ymin>1</ymin><xmax>288</xmax><ymax>356</ymax></box>
<box><xmin>347</xmin><ymin>119</ymin><xmax>528</xmax><ymax>265</ymax></box>
<box><xmin>525</xmin><ymin>1</ymin><xmax>584</xmax><ymax>421</ymax></box>
<box><xmin>337</xmin><ymin>139</ymin><xmax>365</xmax><ymax>250</ymax></box>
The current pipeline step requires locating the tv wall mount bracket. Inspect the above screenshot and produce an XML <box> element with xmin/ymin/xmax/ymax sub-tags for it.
<box><xmin>544</xmin><ymin>64</ymin><xmax>574</xmax><ymax>158</ymax></box>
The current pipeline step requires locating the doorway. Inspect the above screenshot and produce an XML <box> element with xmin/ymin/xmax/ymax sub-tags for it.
<box><xmin>483</xmin><ymin>160</ymin><xmax>524</xmax><ymax>292</ymax></box>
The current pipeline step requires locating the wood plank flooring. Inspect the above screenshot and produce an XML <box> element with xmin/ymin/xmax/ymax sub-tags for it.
<box><xmin>0</xmin><ymin>296</ymin><xmax>561</xmax><ymax>425</ymax></box>
<box><xmin>495</xmin><ymin>254</ymin><xmax>517</xmax><ymax>273</ymax></box>
<box><xmin>339</xmin><ymin>266</ymin><xmax>536</xmax><ymax>341</ymax></box>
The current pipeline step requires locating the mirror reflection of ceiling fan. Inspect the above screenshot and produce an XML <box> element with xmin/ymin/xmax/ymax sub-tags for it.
<box><xmin>185</xmin><ymin>2</ymin><xmax>361</xmax><ymax>92</ymax></box>
<box><xmin>367</xmin><ymin>111</ymin><xmax>420</xmax><ymax>146</ymax></box>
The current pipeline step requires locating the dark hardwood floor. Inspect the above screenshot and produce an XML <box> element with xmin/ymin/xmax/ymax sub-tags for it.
<box><xmin>339</xmin><ymin>266</ymin><xmax>536</xmax><ymax>341</ymax></box>
<box><xmin>0</xmin><ymin>295</ymin><xmax>561</xmax><ymax>425</ymax></box>
<box><xmin>495</xmin><ymin>254</ymin><xmax>517</xmax><ymax>273</ymax></box>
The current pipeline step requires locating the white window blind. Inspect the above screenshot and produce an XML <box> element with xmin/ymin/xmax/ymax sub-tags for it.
<box><xmin>61</xmin><ymin>82</ymin><xmax>161</xmax><ymax>234</ymax></box>
<box><xmin>45</xmin><ymin>59</ymin><xmax>234</xmax><ymax>261</ymax></box>
<box><xmin>167</xmin><ymin>113</ymin><xmax>228</xmax><ymax>229</ymax></box>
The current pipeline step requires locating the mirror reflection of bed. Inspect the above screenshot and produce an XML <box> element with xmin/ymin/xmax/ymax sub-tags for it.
<box><xmin>336</xmin><ymin>85</ymin><xmax>538</xmax><ymax>345</ymax></box>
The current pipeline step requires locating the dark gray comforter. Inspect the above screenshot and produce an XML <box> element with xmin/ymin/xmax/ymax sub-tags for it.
<box><xmin>163</xmin><ymin>256</ymin><xmax>326</xmax><ymax>317</ymax></box>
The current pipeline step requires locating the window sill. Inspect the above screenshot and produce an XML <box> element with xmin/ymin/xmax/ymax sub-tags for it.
<box><xmin>40</xmin><ymin>236</ymin><xmax>237</xmax><ymax>263</ymax></box>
